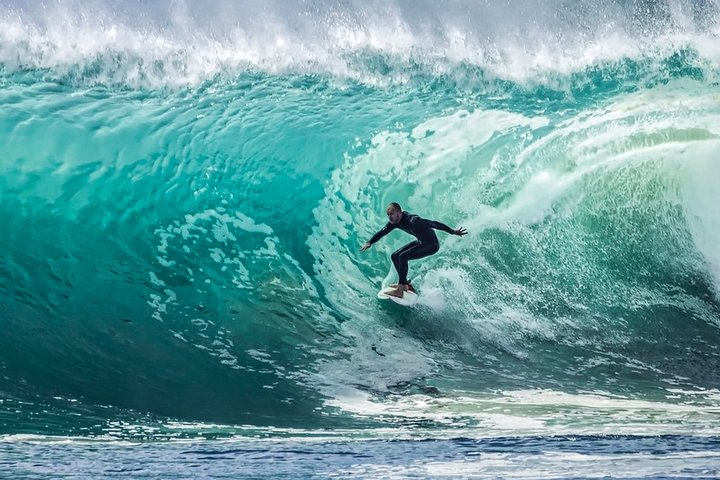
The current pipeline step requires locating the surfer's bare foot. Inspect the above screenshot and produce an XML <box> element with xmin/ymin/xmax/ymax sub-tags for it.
<box><xmin>386</xmin><ymin>285</ymin><xmax>405</xmax><ymax>298</ymax></box>
<box><xmin>391</xmin><ymin>281</ymin><xmax>413</xmax><ymax>291</ymax></box>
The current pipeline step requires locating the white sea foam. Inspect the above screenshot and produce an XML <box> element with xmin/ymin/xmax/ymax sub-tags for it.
<box><xmin>1</xmin><ymin>0</ymin><xmax>720</xmax><ymax>87</ymax></box>
<box><xmin>324</xmin><ymin>386</ymin><xmax>720</xmax><ymax>438</ymax></box>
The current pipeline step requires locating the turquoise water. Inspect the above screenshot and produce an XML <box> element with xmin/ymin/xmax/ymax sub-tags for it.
<box><xmin>2</xmin><ymin>0</ymin><xmax>720</xmax><ymax>477</ymax></box>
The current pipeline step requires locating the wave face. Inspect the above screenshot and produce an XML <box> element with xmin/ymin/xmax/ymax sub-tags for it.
<box><xmin>2</xmin><ymin>0</ymin><xmax>720</xmax><ymax>437</ymax></box>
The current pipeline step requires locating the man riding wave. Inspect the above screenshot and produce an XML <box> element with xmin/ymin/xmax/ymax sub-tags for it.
<box><xmin>361</xmin><ymin>202</ymin><xmax>467</xmax><ymax>298</ymax></box>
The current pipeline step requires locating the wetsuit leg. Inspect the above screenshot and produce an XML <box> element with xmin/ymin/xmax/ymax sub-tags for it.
<box><xmin>391</xmin><ymin>241</ymin><xmax>418</xmax><ymax>281</ymax></box>
<box><xmin>391</xmin><ymin>241</ymin><xmax>440</xmax><ymax>285</ymax></box>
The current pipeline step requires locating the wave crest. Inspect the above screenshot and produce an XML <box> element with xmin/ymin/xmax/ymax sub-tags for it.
<box><xmin>2</xmin><ymin>0</ymin><xmax>720</xmax><ymax>88</ymax></box>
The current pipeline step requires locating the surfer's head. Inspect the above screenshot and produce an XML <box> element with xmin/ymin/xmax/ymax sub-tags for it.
<box><xmin>386</xmin><ymin>202</ymin><xmax>403</xmax><ymax>224</ymax></box>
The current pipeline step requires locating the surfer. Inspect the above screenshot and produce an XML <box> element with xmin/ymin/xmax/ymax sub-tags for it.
<box><xmin>360</xmin><ymin>202</ymin><xmax>467</xmax><ymax>298</ymax></box>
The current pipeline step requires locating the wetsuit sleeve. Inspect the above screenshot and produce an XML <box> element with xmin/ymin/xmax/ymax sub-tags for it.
<box><xmin>368</xmin><ymin>222</ymin><xmax>396</xmax><ymax>244</ymax></box>
<box><xmin>427</xmin><ymin>220</ymin><xmax>454</xmax><ymax>234</ymax></box>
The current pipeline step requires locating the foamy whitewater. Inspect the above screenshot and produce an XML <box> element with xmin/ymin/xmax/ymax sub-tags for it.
<box><xmin>2</xmin><ymin>0</ymin><xmax>720</xmax><ymax>478</ymax></box>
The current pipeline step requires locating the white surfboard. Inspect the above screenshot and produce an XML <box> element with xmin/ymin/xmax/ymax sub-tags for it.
<box><xmin>377</xmin><ymin>286</ymin><xmax>418</xmax><ymax>306</ymax></box>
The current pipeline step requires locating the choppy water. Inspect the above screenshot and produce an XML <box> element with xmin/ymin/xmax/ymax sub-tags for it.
<box><xmin>2</xmin><ymin>0</ymin><xmax>720</xmax><ymax>477</ymax></box>
<box><xmin>3</xmin><ymin>434</ymin><xmax>720</xmax><ymax>478</ymax></box>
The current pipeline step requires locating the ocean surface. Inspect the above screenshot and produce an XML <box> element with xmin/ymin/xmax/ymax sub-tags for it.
<box><xmin>2</xmin><ymin>0</ymin><xmax>720</xmax><ymax>477</ymax></box>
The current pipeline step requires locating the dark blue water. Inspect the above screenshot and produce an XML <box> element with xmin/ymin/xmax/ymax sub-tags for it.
<box><xmin>3</xmin><ymin>435</ymin><xmax>720</xmax><ymax>478</ymax></box>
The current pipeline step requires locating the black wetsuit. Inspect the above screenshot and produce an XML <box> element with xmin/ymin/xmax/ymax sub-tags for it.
<box><xmin>368</xmin><ymin>211</ymin><xmax>454</xmax><ymax>285</ymax></box>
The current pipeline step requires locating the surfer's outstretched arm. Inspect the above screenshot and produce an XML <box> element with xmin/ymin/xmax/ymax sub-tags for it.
<box><xmin>428</xmin><ymin>220</ymin><xmax>468</xmax><ymax>236</ymax></box>
<box><xmin>360</xmin><ymin>222</ymin><xmax>396</xmax><ymax>251</ymax></box>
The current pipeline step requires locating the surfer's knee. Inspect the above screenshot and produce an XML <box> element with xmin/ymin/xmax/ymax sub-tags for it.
<box><xmin>396</xmin><ymin>250</ymin><xmax>410</xmax><ymax>263</ymax></box>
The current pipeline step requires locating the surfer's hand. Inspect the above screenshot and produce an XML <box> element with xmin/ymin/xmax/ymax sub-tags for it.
<box><xmin>360</xmin><ymin>242</ymin><xmax>372</xmax><ymax>252</ymax></box>
<box><xmin>453</xmin><ymin>227</ymin><xmax>468</xmax><ymax>236</ymax></box>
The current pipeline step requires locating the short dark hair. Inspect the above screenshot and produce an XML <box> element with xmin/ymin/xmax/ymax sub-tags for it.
<box><xmin>387</xmin><ymin>202</ymin><xmax>402</xmax><ymax>212</ymax></box>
